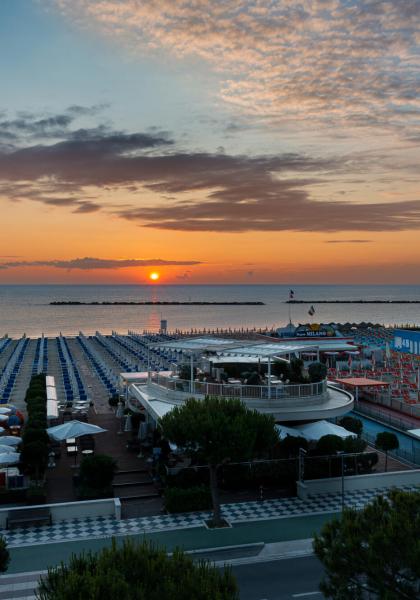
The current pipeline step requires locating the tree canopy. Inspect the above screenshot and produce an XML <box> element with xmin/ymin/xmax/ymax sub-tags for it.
<box><xmin>37</xmin><ymin>538</ymin><xmax>238</xmax><ymax>600</ymax></box>
<box><xmin>160</xmin><ymin>396</ymin><xmax>277</xmax><ymax>525</ymax></box>
<box><xmin>313</xmin><ymin>489</ymin><xmax>420</xmax><ymax>599</ymax></box>
<box><xmin>375</xmin><ymin>431</ymin><xmax>399</xmax><ymax>471</ymax></box>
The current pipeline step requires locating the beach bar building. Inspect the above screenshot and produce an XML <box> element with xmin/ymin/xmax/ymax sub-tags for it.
<box><xmin>123</xmin><ymin>337</ymin><xmax>354</xmax><ymax>426</ymax></box>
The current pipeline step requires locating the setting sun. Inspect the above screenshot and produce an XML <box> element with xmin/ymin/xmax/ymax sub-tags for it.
<box><xmin>149</xmin><ymin>272</ymin><xmax>160</xmax><ymax>281</ymax></box>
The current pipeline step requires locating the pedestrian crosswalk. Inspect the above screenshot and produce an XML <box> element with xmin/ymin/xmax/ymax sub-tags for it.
<box><xmin>0</xmin><ymin>571</ymin><xmax>44</xmax><ymax>600</ymax></box>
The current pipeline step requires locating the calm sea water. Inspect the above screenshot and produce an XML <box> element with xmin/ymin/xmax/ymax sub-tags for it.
<box><xmin>1</xmin><ymin>284</ymin><xmax>420</xmax><ymax>338</ymax></box>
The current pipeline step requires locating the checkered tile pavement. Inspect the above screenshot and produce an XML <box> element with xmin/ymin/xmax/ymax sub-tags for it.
<box><xmin>2</xmin><ymin>484</ymin><xmax>418</xmax><ymax>548</ymax></box>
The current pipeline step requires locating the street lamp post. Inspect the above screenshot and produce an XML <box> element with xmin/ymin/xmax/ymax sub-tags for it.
<box><xmin>337</xmin><ymin>451</ymin><xmax>345</xmax><ymax>510</ymax></box>
<box><xmin>298</xmin><ymin>448</ymin><xmax>307</xmax><ymax>483</ymax></box>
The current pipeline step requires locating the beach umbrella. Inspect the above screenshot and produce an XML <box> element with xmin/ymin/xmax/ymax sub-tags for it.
<box><xmin>0</xmin><ymin>408</ymin><xmax>11</xmax><ymax>415</ymax></box>
<box><xmin>0</xmin><ymin>436</ymin><xmax>22</xmax><ymax>446</ymax></box>
<box><xmin>0</xmin><ymin>452</ymin><xmax>20</xmax><ymax>466</ymax></box>
<box><xmin>0</xmin><ymin>445</ymin><xmax>18</xmax><ymax>454</ymax></box>
<box><xmin>0</xmin><ymin>415</ymin><xmax>9</xmax><ymax>423</ymax></box>
<box><xmin>46</xmin><ymin>420</ymin><xmax>107</xmax><ymax>441</ymax></box>
<box><xmin>296</xmin><ymin>420</ymin><xmax>356</xmax><ymax>441</ymax></box>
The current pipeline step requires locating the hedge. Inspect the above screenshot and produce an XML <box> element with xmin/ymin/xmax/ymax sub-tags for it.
<box><xmin>164</xmin><ymin>485</ymin><xmax>212</xmax><ymax>513</ymax></box>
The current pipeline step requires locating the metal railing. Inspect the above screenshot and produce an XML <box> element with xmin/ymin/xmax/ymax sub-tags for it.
<box><xmin>149</xmin><ymin>373</ymin><xmax>327</xmax><ymax>401</ymax></box>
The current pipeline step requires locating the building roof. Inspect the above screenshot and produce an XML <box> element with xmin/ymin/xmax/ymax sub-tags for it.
<box><xmin>151</xmin><ymin>337</ymin><xmax>247</xmax><ymax>353</ymax></box>
<box><xmin>335</xmin><ymin>377</ymin><xmax>390</xmax><ymax>387</ymax></box>
<box><xmin>216</xmin><ymin>342</ymin><xmax>318</xmax><ymax>358</ymax></box>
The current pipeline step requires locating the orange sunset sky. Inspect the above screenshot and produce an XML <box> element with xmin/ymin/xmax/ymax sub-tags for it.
<box><xmin>1</xmin><ymin>1</ymin><xmax>420</xmax><ymax>285</ymax></box>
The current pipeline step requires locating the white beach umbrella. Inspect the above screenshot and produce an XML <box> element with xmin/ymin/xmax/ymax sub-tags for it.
<box><xmin>296</xmin><ymin>420</ymin><xmax>356</xmax><ymax>441</ymax></box>
<box><xmin>0</xmin><ymin>408</ymin><xmax>11</xmax><ymax>415</ymax></box>
<box><xmin>0</xmin><ymin>415</ymin><xmax>8</xmax><ymax>423</ymax></box>
<box><xmin>46</xmin><ymin>420</ymin><xmax>107</xmax><ymax>441</ymax></box>
<box><xmin>0</xmin><ymin>436</ymin><xmax>22</xmax><ymax>446</ymax></box>
<box><xmin>0</xmin><ymin>452</ymin><xmax>20</xmax><ymax>466</ymax></box>
<box><xmin>0</xmin><ymin>444</ymin><xmax>18</xmax><ymax>454</ymax></box>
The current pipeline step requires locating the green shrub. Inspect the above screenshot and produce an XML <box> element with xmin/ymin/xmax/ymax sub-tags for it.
<box><xmin>164</xmin><ymin>485</ymin><xmax>212</xmax><ymax>513</ymax></box>
<box><xmin>276</xmin><ymin>435</ymin><xmax>308</xmax><ymax>458</ymax></box>
<box><xmin>343</xmin><ymin>436</ymin><xmax>367</xmax><ymax>453</ymax></box>
<box><xmin>0</xmin><ymin>537</ymin><xmax>9</xmax><ymax>573</ymax></box>
<box><xmin>315</xmin><ymin>435</ymin><xmax>344</xmax><ymax>456</ymax></box>
<box><xmin>338</xmin><ymin>416</ymin><xmax>363</xmax><ymax>436</ymax></box>
<box><xmin>79</xmin><ymin>455</ymin><xmax>117</xmax><ymax>490</ymax></box>
<box><xmin>37</xmin><ymin>539</ymin><xmax>238</xmax><ymax>600</ymax></box>
<box><xmin>22</xmin><ymin>427</ymin><xmax>49</xmax><ymax>446</ymax></box>
<box><xmin>108</xmin><ymin>394</ymin><xmax>119</xmax><ymax>408</ymax></box>
<box><xmin>20</xmin><ymin>441</ymin><xmax>49</xmax><ymax>480</ymax></box>
<box><xmin>308</xmin><ymin>362</ymin><xmax>327</xmax><ymax>383</ymax></box>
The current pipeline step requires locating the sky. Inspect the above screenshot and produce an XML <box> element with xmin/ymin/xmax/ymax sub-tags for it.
<box><xmin>0</xmin><ymin>0</ymin><xmax>419</xmax><ymax>284</ymax></box>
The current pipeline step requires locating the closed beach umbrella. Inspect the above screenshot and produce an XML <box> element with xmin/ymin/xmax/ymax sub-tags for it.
<box><xmin>0</xmin><ymin>436</ymin><xmax>22</xmax><ymax>446</ymax></box>
<box><xmin>46</xmin><ymin>420</ymin><xmax>106</xmax><ymax>441</ymax></box>
<box><xmin>0</xmin><ymin>452</ymin><xmax>20</xmax><ymax>466</ymax></box>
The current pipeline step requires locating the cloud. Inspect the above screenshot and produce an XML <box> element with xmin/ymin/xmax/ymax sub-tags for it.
<box><xmin>0</xmin><ymin>257</ymin><xmax>201</xmax><ymax>270</ymax></box>
<box><xmin>0</xmin><ymin>105</ymin><xmax>109</xmax><ymax>143</ymax></box>
<box><xmin>53</xmin><ymin>1</ymin><xmax>420</xmax><ymax>138</ymax></box>
<box><xmin>324</xmin><ymin>239</ymin><xmax>373</xmax><ymax>244</ymax></box>
<box><xmin>1</xmin><ymin>126</ymin><xmax>420</xmax><ymax>232</ymax></box>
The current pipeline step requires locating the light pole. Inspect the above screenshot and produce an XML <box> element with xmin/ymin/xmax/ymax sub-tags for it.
<box><xmin>298</xmin><ymin>447</ymin><xmax>307</xmax><ymax>482</ymax></box>
<box><xmin>337</xmin><ymin>451</ymin><xmax>345</xmax><ymax>510</ymax></box>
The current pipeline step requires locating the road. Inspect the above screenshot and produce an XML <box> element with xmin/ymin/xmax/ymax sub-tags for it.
<box><xmin>233</xmin><ymin>556</ymin><xmax>325</xmax><ymax>600</ymax></box>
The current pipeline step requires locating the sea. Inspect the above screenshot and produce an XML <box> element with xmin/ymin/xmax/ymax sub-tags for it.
<box><xmin>1</xmin><ymin>284</ymin><xmax>420</xmax><ymax>338</ymax></box>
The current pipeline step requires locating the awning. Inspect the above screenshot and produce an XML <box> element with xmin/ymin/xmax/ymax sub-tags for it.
<box><xmin>47</xmin><ymin>387</ymin><xmax>57</xmax><ymax>401</ymax></box>
<box><xmin>335</xmin><ymin>377</ymin><xmax>390</xmax><ymax>388</ymax></box>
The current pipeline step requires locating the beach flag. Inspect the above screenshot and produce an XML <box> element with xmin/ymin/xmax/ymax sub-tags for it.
<box><xmin>289</xmin><ymin>289</ymin><xmax>295</xmax><ymax>300</ymax></box>
<box><xmin>308</xmin><ymin>305</ymin><xmax>315</xmax><ymax>316</ymax></box>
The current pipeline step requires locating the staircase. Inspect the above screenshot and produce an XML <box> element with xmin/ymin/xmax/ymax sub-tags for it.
<box><xmin>113</xmin><ymin>468</ymin><xmax>159</xmax><ymax>501</ymax></box>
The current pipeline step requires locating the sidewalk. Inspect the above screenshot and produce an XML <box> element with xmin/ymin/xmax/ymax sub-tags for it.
<box><xmin>3</xmin><ymin>484</ymin><xmax>418</xmax><ymax>550</ymax></box>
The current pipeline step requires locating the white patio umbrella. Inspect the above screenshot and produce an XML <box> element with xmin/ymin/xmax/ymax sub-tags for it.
<box><xmin>46</xmin><ymin>420</ymin><xmax>107</xmax><ymax>441</ymax></box>
<box><xmin>0</xmin><ymin>415</ymin><xmax>8</xmax><ymax>423</ymax></box>
<box><xmin>0</xmin><ymin>436</ymin><xmax>19</xmax><ymax>445</ymax></box>
<box><xmin>275</xmin><ymin>424</ymin><xmax>305</xmax><ymax>440</ymax></box>
<box><xmin>296</xmin><ymin>420</ymin><xmax>356</xmax><ymax>441</ymax></box>
<box><xmin>0</xmin><ymin>408</ymin><xmax>11</xmax><ymax>415</ymax></box>
<box><xmin>0</xmin><ymin>452</ymin><xmax>20</xmax><ymax>466</ymax></box>
<box><xmin>0</xmin><ymin>444</ymin><xmax>18</xmax><ymax>454</ymax></box>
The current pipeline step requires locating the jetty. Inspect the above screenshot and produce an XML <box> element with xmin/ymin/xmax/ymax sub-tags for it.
<box><xmin>287</xmin><ymin>300</ymin><xmax>420</xmax><ymax>304</ymax></box>
<box><xmin>50</xmin><ymin>301</ymin><xmax>265</xmax><ymax>306</ymax></box>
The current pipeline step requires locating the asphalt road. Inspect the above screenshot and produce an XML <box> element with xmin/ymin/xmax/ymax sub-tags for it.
<box><xmin>233</xmin><ymin>556</ymin><xmax>325</xmax><ymax>600</ymax></box>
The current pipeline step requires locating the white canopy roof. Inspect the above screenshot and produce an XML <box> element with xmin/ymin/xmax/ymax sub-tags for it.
<box><xmin>152</xmin><ymin>337</ymin><xmax>247</xmax><ymax>353</ymax></box>
<box><xmin>47</xmin><ymin>387</ymin><xmax>57</xmax><ymax>401</ymax></box>
<box><xmin>275</xmin><ymin>425</ymin><xmax>305</xmax><ymax>440</ymax></box>
<box><xmin>407</xmin><ymin>428</ymin><xmax>420</xmax><ymax>440</ymax></box>
<box><xmin>216</xmin><ymin>342</ymin><xmax>317</xmax><ymax>358</ymax></box>
<box><xmin>47</xmin><ymin>400</ymin><xmax>59</xmax><ymax>419</ymax></box>
<box><xmin>296</xmin><ymin>420</ymin><xmax>356</xmax><ymax>441</ymax></box>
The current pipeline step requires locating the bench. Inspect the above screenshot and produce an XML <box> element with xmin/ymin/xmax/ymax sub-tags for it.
<box><xmin>6</xmin><ymin>507</ymin><xmax>52</xmax><ymax>529</ymax></box>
